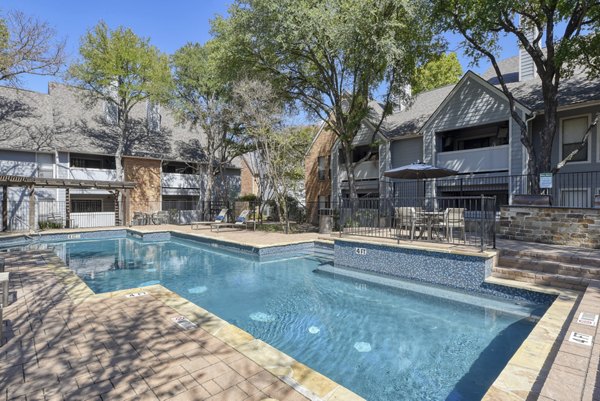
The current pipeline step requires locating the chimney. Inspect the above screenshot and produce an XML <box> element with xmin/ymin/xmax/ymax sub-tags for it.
<box><xmin>519</xmin><ymin>24</ymin><xmax>538</xmax><ymax>81</ymax></box>
<box><xmin>392</xmin><ymin>84</ymin><xmax>412</xmax><ymax>112</ymax></box>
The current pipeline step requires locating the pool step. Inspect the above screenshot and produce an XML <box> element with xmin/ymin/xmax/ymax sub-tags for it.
<box><xmin>499</xmin><ymin>248</ymin><xmax>600</xmax><ymax>268</ymax></box>
<box><xmin>491</xmin><ymin>266</ymin><xmax>588</xmax><ymax>291</ymax></box>
<box><xmin>313</xmin><ymin>242</ymin><xmax>334</xmax><ymax>259</ymax></box>
<box><xmin>497</xmin><ymin>255</ymin><xmax>600</xmax><ymax>280</ymax></box>
<box><xmin>492</xmin><ymin>248</ymin><xmax>600</xmax><ymax>290</ymax></box>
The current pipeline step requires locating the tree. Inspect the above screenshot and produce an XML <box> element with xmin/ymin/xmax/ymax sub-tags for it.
<box><xmin>68</xmin><ymin>22</ymin><xmax>172</xmax><ymax>183</ymax></box>
<box><xmin>232</xmin><ymin>80</ymin><xmax>312</xmax><ymax>233</ymax></box>
<box><xmin>435</xmin><ymin>1</ymin><xmax>600</xmax><ymax>191</ymax></box>
<box><xmin>170</xmin><ymin>42</ymin><xmax>246</xmax><ymax>206</ymax></box>
<box><xmin>412</xmin><ymin>52</ymin><xmax>463</xmax><ymax>94</ymax></box>
<box><xmin>212</xmin><ymin>0</ymin><xmax>442</xmax><ymax>199</ymax></box>
<box><xmin>0</xmin><ymin>10</ymin><xmax>66</xmax><ymax>87</ymax></box>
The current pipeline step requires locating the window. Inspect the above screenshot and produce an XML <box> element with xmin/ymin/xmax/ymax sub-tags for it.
<box><xmin>318</xmin><ymin>156</ymin><xmax>327</xmax><ymax>180</ymax></box>
<box><xmin>147</xmin><ymin>101</ymin><xmax>161</xmax><ymax>132</ymax></box>
<box><xmin>70</xmin><ymin>154</ymin><xmax>115</xmax><ymax>169</ymax></box>
<box><xmin>162</xmin><ymin>162</ymin><xmax>196</xmax><ymax>174</ymax></box>
<box><xmin>71</xmin><ymin>199</ymin><xmax>103</xmax><ymax>213</ymax></box>
<box><xmin>338</xmin><ymin>145</ymin><xmax>379</xmax><ymax>164</ymax></box>
<box><xmin>561</xmin><ymin>116</ymin><xmax>590</xmax><ymax>163</ymax></box>
<box><xmin>441</xmin><ymin>122</ymin><xmax>509</xmax><ymax>152</ymax></box>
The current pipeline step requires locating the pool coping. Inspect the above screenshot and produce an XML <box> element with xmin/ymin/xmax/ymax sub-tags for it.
<box><xmin>34</xmin><ymin>250</ymin><xmax>365</xmax><ymax>401</ymax></box>
<box><xmin>482</xmin><ymin>276</ymin><xmax>581</xmax><ymax>400</ymax></box>
<box><xmin>2</xmin><ymin>226</ymin><xmax>580</xmax><ymax>400</ymax></box>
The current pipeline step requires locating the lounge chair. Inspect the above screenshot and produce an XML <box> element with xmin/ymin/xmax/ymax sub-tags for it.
<box><xmin>211</xmin><ymin>210</ymin><xmax>255</xmax><ymax>232</ymax></box>
<box><xmin>191</xmin><ymin>209</ymin><xmax>228</xmax><ymax>230</ymax></box>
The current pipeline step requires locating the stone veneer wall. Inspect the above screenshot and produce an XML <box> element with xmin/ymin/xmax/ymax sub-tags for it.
<box><xmin>499</xmin><ymin>206</ymin><xmax>600</xmax><ymax>249</ymax></box>
<box><xmin>123</xmin><ymin>156</ymin><xmax>162</xmax><ymax>224</ymax></box>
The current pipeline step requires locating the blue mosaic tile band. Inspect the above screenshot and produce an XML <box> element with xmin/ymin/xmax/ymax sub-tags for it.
<box><xmin>38</xmin><ymin>229</ymin><xmax>128</xmax><ymax>243</ymax></box>
<box><xmin>137</xmin><ymin>232</ymin><xmax>171</xmax><ymax>242</ymax></box>
<box><xmin>333</xmin><ymin>240</ymin><xmax>555</xmax><ymax>304</ymax></box>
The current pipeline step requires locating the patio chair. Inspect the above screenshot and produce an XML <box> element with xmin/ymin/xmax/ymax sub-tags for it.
<box><xmin>191</xmin><ymin>208</ymin><xmax>228</xmax><ymax>230</ymax></box>
<box><xmin>0</xmin><ymin>272</ymin><xmax>9</xmax><ymax>308</ymax></box>
<box><xmin>152</xmin><ymin>211</ymin><xmax>170</xmax><ymax>225</ymax></box>
<box><xmin>211</xmin><ymin>209</ymin><xmax>255</xmax><ymax>232</ymax></box>
<box><xmin>394</xmin><ymin>207</ymin><xmax>421</xmax><ymax>240</ymax></box>
<box><xmin>131</xmin><ymin>211</ymin><xmax>146</xmax><ymax>226</ymax></box>
<box><xmin>442</xmin><ymin>208</ymin><xmax>466</xmax><ymax>243</ymax></box>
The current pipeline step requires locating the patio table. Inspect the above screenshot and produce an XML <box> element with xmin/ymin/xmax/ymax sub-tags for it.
<box><xmin>416</xmin><ymin>211</ymin><xmax>444</xmax><ymax>240</ymax></box>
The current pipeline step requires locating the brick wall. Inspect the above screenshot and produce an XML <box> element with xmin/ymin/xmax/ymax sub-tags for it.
<box><xmin>305</xmin><ymin>127</ymin><xmax>337</xmax><ymax>225</ymax></box>
<box><xmin>499</xmin><ymin>206</ymin><xmax>600</xmax><ymax>248</ymax></box>
<box><xmin>123</xmin><ymin>156</ymin><xmax>162</xmax><ymax>224</ymax></box>
<box><xmin>240</xmin><ymin>158</ymin><xmax>257</xmax><ymax>196</ymax></box>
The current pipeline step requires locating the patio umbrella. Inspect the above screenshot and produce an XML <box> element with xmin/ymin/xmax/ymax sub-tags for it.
<box><xmin>383</xmin><ymin>162</ymin><xmax>458</xmax><ymax>179</ymax></box>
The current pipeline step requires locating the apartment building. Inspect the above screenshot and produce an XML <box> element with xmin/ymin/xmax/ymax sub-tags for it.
<box><xmin>306</xmin><ymin>49</ymin><xmax>600</xmax><ymax>212</ymax></box>
<box><xmin>0</xmin><ymin>82</ymin><xmax>243</xmax><ymax>231</ymax></box>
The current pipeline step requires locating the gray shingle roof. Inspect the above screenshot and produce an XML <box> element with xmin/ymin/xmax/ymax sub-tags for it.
<box><xmin>384</xmin><ymin>55</ymin><xmax>600</xmax><ymax>139</ymax></box>
<box><xmin>382</xmin><ymin>85</ymin><xmax>454</xmax><ymax>138</ymax></box>
<box><xmin>0</xmin><ymin>82</ymin><xmax>210</xmax><ymax>163</ymax></box>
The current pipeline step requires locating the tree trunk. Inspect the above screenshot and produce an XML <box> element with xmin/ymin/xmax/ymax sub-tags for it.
<box><xmin>115</xmin><ymin>122</ymin><xmax>126</xmax><ymax>225</ymax></box>
<box><xmin>277</xmin><ymin>195</ymin><xmax>289</xmax><ymax>234</ymax></box>
<box><xmin>540</xmin><ymin>83</ymin><xmax>559</xmax><ymax>175</ymax></box>
<box><xmin>341</xmin><ymin>142</ymin><xmax>358</xmax><ymax>199</ymax></box>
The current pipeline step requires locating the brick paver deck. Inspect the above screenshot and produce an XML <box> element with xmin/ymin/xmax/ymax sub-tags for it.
<box><xmin>0</xmin><ymin>251</ymin><xmax>310</xmax><ymax>401</ymax></box>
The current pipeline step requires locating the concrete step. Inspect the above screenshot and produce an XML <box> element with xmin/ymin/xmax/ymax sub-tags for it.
<box><xmin>492</xmin><ymin>266</ymin><xmax>588</xmax><ymax>291</ymax></box>
<box><xmin>500</xmin><ymin>248</ymin><xmax>600</xmax><ymax>268</ymax></box>
<box><xmin>497</xmin><ymin>255</ymin><xmax>600</xmax><ymax>280</ymax></box>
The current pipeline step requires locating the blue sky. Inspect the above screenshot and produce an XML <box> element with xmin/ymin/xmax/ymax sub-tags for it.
<box><xmin>4</xmin><ymin>0</ymin><xmax>519</xmax><ymax>94</ymax></box>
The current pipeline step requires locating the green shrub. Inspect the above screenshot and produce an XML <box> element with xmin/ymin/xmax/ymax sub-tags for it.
<box><xmin>38</xmin><ymin>220</ymin><xmax>63</xmax><ymax>230</ymax></box>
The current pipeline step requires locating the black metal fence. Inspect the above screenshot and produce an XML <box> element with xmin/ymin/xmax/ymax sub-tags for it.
<box><xmin>393</xmin><ymin>171</ymin><xmax>600</xmax><ymax>209</ymax></box>
<box><xmin>338</xmin><ymin>196</ymin><xmax>496</xmax><ymax>250</ymax></box>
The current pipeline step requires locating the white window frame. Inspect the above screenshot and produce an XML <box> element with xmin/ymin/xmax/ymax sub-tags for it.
<box><xmin>560</xmin><ymin>187</ymin><xmax>591</xmax><ymax>208</ymax></box>
<box><xmin>559</xmin><ymin>114</ymin><xmax>592</xmax><ymax>165</ymax></box>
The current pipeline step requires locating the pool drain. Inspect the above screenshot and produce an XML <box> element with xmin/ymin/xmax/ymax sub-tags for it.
<box><xmin>249</xmin><ymin>312</ymin><xmax>276</xmax><ymax>322</ymax></box>
<box><xmin>188</xmin><ymin>286</ymin><xmax>208</xmax><ymax>294</ymax></box>
<box><xmin>308</xmin><ymin>326</ymin><xmax>320</xmax><ymax>334</ymax></box>
<box><xmin>354</xmin><ymin>342</ymin><xmax>372</xmax><ymax>352</ymax></box>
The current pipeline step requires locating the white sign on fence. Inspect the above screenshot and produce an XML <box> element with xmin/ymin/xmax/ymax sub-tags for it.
<box><xmin>540</xmin><ymin>173</ymin><xmax>553</xmax><ymax>189</ymax></box>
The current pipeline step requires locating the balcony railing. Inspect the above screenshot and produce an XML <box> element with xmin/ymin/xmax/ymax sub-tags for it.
<box><xmin>339</xmin><ymin>160</ymin><xmax>379</xmax><ymax>181</ymax></box>
<box><xmin>436</xmin><ymin>145</ymin><xmax>509</xmax><ymax>173</ymax></box>
<box><xmin>69</xmin><ymin>168</ymin><xmax>117</xmax><ymax>181</ymax></box>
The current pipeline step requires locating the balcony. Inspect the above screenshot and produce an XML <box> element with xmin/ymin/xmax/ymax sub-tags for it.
<box><xmin>69</xmin><ymin>168</ymin><xmax>117</xmax><ymax>181</ymax></box>
<box><xmin>161</xmin><ymin>172</ymin><xmax>202</xmax><ymax>196</ymax></box>
<box><xmin>436</xmin><ymin>145</ymin><xmax>508</xmax><ymax>173</ymax></box>
<box><xmin>339</xmin><ymin>160</ymin><xmax>379</xmax><ymax>181</ymax></box>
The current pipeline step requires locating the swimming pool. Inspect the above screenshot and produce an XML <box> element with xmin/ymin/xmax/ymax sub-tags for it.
<box><xmin>43</xmin><ymin>235</ymin><xmax>547</xmax><ymax>401</ymax></box>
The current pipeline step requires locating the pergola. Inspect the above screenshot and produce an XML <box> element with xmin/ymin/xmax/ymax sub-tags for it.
<box><xmin>0</xmin><ymin>174</ymin><xmax>136</xmax><ymax>232</ymax></box>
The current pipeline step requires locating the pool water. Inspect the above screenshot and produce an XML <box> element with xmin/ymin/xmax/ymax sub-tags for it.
<box><xmin>47</xmin><ymin>236</ymin><xmax>543</xmax><ymax>401</ymax></box>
